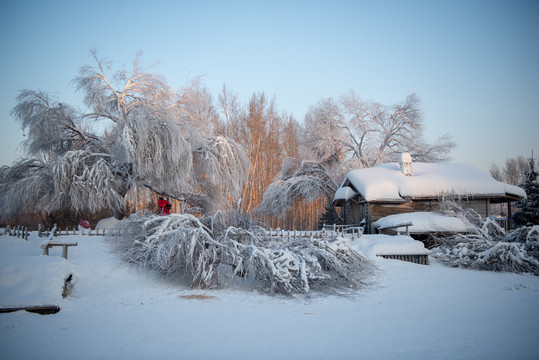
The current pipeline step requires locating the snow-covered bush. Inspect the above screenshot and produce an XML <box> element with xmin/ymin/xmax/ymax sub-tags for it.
<box><xmin>107</xmin><ymin>213</ymin><xmax>377</xmax><ymax>296</ymax></box>
<box><xmin>431</xmin><ymin>224</ymin><xmax>539</xmax><ymax>276</ymax></box>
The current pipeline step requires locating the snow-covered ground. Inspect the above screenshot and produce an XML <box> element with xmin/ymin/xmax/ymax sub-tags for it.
<box><xmin>1</xmin><ymin>232</ymin><xmax>538</xmax><ymax>359</ymax></box>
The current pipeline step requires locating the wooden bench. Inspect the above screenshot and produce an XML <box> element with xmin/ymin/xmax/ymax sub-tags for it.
<box><xmin>41</xmin><ymin>241</ymin><xmax>78</xmax><ymax>259</ymax></box>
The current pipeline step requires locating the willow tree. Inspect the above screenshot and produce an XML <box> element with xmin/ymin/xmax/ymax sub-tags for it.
<box><xmin>0</xmin><ymin>50</ymin><xmax>249</xmax><ymax>221</ymax></box>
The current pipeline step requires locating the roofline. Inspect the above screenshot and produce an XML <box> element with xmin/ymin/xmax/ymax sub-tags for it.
<box><xmin>335</xmin><ymin>193</ymin><xmax>524</xmax><ymax>204</ymax></box>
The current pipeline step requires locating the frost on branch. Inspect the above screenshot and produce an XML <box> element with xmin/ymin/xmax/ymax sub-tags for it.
<box><xmin>431</xmin><ymin>206</ymin><xmax>539</xmax><ymax>275</ymax></box>
<box><xmin>1</xmin><ymin>52</ymin><xmax>250</xmax><ymax>221</ymax></box>
<box><xmin>52</xmin><ymin>150</ymin><xmax>124</xmax><ymax>214</ymax></box>
<box><xmin>256</xmin><ymin>159</ymin><xmax>337</xmax><ymax>217</ymax></box>
<box><xmin>192</xmin><ymin>136</ymin><xmax>250</xmax><ymax>207</ymax></box>
<box><xmin>0</xmin><ymin>158</ymin><xmax>55</xmax><ymax>220</ymax></box>
<box><xmin>113</xmin><ymin>109</ymin><xmax>194</xmax><ymax>194</ymax></box>
<box><xmin>107</xmin><ymin>213</ymin><xmax>376</xmax><ymax>295</ymax></box>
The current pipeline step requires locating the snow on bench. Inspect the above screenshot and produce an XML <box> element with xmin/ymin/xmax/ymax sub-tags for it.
<box><xmin>40</xmin><ymin>225</ymin><xmax>78</xmax><ymax>259</ymax></box>
<box><xmin>40</xmin><ymin>241</ymin><xmax>78</xmax><ymax>259</ymax></box>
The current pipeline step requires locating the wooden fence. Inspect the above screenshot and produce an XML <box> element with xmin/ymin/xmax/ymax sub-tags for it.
<box><xmin>3</xmin><ymin>224</ymin><xmax>106</xmax><ymax>240</ymax></box>
<box><xmin>4</xmin><ymin>225</ymin><xmax>30</xmax><ymax>240</ymax></box>
<box><xmin>266</xmin><ymin>224</ymin><xmax>364</xmax><ymax>241</ymax></box>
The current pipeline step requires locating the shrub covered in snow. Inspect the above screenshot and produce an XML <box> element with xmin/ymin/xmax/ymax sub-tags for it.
<box><xmin>107</xmin><ymin>213</ymin><xmax>377</xmax><ymax>296</ymax></box>
<box><xmin>431</xmin><ymin>222</ymin><xmax>539</xmax><ymax>275</ymax></box>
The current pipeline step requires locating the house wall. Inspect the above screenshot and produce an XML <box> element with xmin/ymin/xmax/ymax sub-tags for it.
<box><xmin>348</xmin><ymin>198</ymin><xmax>490</xmax><ymax>234</ymax></box>
<box><xmin>343</xmin><ymin>203</ymin><xmax>354</xmax><ymax>225</ymax></box>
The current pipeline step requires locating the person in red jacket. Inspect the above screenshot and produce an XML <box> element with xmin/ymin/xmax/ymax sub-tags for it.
<box><xmin>158</xmin><ymin>196</ymin><xmax>171</xmax><ymax>216</ymax></box>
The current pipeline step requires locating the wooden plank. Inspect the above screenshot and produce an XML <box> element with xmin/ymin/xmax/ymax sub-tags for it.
<box><xmin>0</xmin><ymin>305</ymin><xmax>60</xmax><ymax>315</ymax></box>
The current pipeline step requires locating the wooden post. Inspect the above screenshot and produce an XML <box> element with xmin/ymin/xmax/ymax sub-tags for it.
<box><xmin>507</xmin><ymin>200</ymin><xmax>512</xmax><ymax>230</ymax></box>
<box><xmin>24</xmin><ymin>227</ymin><xmax>28</xmax><ymax>240</ymax></box>
<box><xmin>62</xmin><ymin>245</ymin><xmax>68</xmax><ymax>259</ymax></box>
<box><xmin>38</xmin><ymin>224</ymin><xmax>42</xmax><ymax>237</ymax></box>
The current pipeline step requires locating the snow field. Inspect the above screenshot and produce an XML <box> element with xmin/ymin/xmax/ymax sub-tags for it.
<box><xmin>1</xmin><ymin>233</ymin><xmax>538</xmax><ymax>359</ymax></box>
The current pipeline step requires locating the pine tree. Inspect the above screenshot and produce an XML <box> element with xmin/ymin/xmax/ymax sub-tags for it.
<box><xmin>318</xmin><ymin>202</ymin><xmax>343</xmax><ymax>229</ymax></box>
<box><xmin>512</xmin><ymin>152</ymin><xmax>539</xmax><ymax>227</ymax></box>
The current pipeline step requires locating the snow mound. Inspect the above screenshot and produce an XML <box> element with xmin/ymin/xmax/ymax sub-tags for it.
<box><xmin>95</xmin><ymin>217</ymin><xmax>120</xmax><ymax>230</ymax></box>
<box><xmin>350</xmin><ymin>234</ymin><xmax>430</xmax><ymax>259</ymax></box>
<box><xmin>0</xmin><ymin>237</ymin><xmax>73</xmax><ymax>306</ymax></box>
<box><xmin>373</xmin><ymin>212</ymin><xmax>475</xmax><ymax>233</ymax></box>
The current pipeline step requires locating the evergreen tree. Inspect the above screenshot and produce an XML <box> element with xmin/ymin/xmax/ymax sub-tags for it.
<box><xmin>512</xmin><ymin>152</ymin><xmax>539</xmax><ymax>227</ymax></box>
<box><xmin>318</xmin><ymin>202</ymin><xmax>343</xmax><ymax>229</ymax></box>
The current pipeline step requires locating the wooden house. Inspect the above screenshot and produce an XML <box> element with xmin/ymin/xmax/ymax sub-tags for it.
<box><xmin>333</xmin><ymin>155</ymin><xmax>526</xmax><ymax>234</ymax></box>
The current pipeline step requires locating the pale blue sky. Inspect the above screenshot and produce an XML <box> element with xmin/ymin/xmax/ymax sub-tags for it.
<box><xmin>1</xmin><ymin>0</ymin><xmax>538</xmax><ymax>173</ymax></box>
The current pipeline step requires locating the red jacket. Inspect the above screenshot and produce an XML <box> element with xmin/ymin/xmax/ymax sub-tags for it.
<box><xmin>158</xmin><ymin>197</ymin><xmax>171</xmax><ymax>215</ymax></box>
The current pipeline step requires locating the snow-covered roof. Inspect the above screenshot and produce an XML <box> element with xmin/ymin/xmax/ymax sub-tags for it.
<box><xmin>373</xmin><ymin>212</ymin><xmax>475</xmax><ymax>234</ymax></box>
<box><xmin>334</xmin><ymin>186</ymin><xmax>358</xmax><ymax>201</ymax></box>
<box><xmin>335</xmin><ymin>162</ymin><xmax>526</xmax><ymax>202</ymax></box>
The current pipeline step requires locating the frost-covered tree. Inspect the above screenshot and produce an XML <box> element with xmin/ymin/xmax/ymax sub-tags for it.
<box><xmin>256</xmin><ymin>158</ymin><xmax>338</xmax><ymax>217</ymax></box>
<box><xmin>257</xmin><ymin>93</ymin><xmax>455</xmax><ymax>217</ymax></box>
<box><xmin>431</xmin><ymin>202</ymin><xmax>539</xmax><ymax>275</ymax></box>
<box><xmin>107</xmin><ymin>212</ymin><xmax>377</xmax><ymax>295</ymax></box>
<box><xmin>512</xmin><ymin>153</ymin><xmax>539</xmax><ymax>227</ymax></box>
<box><xmin>305</xmin><ymin>93</ymin><xmax>455</xmax><ymax>169</ymax></box>
<box><xmin>0</xmin><ymin>50</ymin><xmax>249</xmax><ymax>221</ymax></box>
